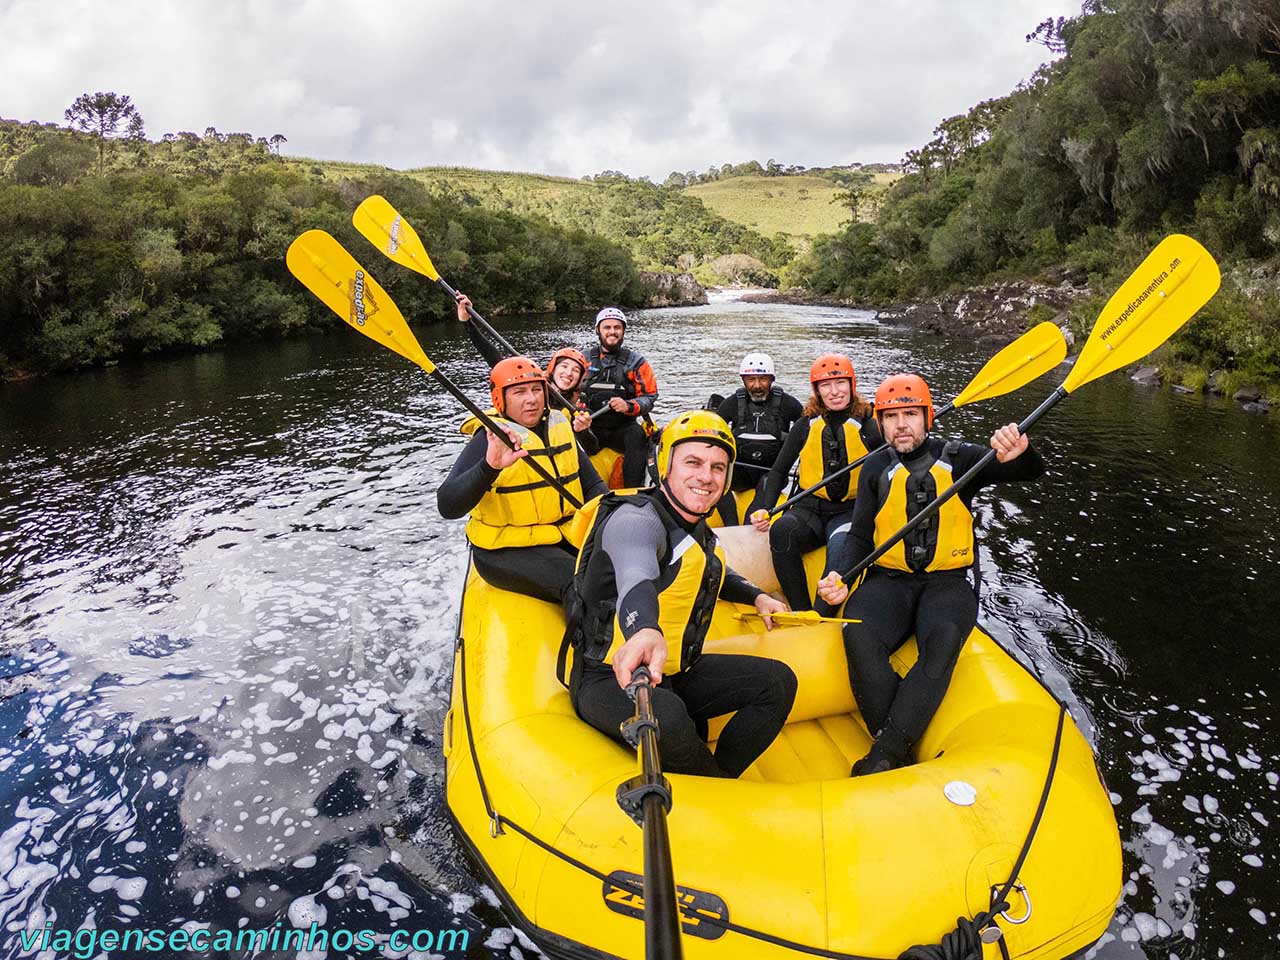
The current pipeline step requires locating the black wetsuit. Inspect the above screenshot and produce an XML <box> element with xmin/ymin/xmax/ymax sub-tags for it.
<box><xmin>567</xmin><ymin>492</ymin><xmax>797</xmax><ymax>777</ymax></box>
<box><xmin>834</xmin><ymin>436</ymin><xmax>1045</xmax><ymax>764</ymax></box>
<box><xmin>437</xmin><ymin>417</ymin><xmax>607</xmax><ymax>603</ymax></box>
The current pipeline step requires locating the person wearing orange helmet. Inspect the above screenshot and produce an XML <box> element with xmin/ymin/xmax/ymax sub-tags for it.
<box><xmin>454</xmin><ymin>291</ymin><xmax>600</xmax><ymax>454</ymax></box>
<box><xmin>437</xmin><ymin>354</ymin><xmax>607</xmax><ymax>603</ymax></box>
<box><xmin>748</xmin><ymin>353</ymin><xmax>881</xmax><ymax>611</ymax></box>
<box><xmin>815</xmin><ymin>373</ymin><xmax>1045</xmax><ymax>776</ymax></box>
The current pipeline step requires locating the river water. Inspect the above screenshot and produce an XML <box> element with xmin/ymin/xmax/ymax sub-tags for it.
<box><xmin>1</xmin><ymin>296</ymin><xmax>1277</xmax><ymax>959</ymax></box>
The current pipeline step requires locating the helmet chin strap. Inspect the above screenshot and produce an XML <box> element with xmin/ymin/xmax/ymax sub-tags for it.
<box><xmin>661</xmin><ymin>477</ymin><xmax>719</xmax><ymax>520</ymax></box>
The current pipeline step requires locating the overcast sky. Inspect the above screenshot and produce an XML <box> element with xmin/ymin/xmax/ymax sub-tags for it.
<box><xmin>2</xmin><ymin>0</ymin><xmax>1074</xmax><ymax>180</ymax></box>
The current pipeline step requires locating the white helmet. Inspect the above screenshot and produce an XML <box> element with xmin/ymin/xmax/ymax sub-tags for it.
<box><xmin>594</xmin><ymin>306</ymin><xmax>627</xmax><ymax>330</ymax></box>
<box><xmin>739</xmin><ymin>352</ymin><xmax>775</xmax><ymax>377</ymax></box>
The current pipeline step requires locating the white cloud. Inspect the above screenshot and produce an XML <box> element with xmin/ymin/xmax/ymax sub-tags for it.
<box><xmin>2</xmin><ymin>0</ymin><xmax>1075</xmax><ymax>178</ymax></box>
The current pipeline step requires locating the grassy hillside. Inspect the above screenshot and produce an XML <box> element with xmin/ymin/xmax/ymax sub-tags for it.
<box><xmin>395</xmin><ymin>166</ymin><xmax>795</xmax><ymax>277</ymax></box>
<box><xmin>684</xmin><ymin>172</ymin><xmax>903</xmax><ymax>245</ymax></box>
<box><xmin>685</xmin><ymin>175</ymin><xmax>846</xmax><ymax>240</ymax></box>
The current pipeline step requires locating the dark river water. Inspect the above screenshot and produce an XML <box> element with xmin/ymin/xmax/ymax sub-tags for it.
<box><xmin>1</xmin><ymin>296</ymin><xmax>1278</xmax><ymax>959</ymax></box>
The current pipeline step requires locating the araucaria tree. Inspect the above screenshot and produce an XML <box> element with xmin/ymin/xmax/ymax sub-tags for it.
<box><xmin>64</xmin><ymin>91</ymin><xmax>145</xmax><ymax>175</ymax></box>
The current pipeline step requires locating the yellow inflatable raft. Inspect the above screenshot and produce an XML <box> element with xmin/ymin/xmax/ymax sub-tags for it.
<box><xmin>444</xmin><ymin>531</ymin><xmax>1121</xmax><ymax>959</ymax></box>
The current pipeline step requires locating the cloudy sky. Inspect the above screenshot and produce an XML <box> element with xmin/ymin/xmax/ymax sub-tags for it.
<box><xmin>3</xmin><ymin>0</ymin><xmax>1073</xmax><ymax>180</ymax></box>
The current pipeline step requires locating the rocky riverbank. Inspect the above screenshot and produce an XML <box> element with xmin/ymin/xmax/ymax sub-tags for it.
<box><xmin>743</xmin><ymin>275</ymin><xmax>1087</xmax><ymax>344</ymax></box>
<box><xmin>638</xmin><ymin>271</ymin><xmax>709</xmax><ymax>307</ymax></box>
<box><xmin>748</xmin><ymin>271</ymin><xmax>1276</xmax><ymax>414</ymax></box>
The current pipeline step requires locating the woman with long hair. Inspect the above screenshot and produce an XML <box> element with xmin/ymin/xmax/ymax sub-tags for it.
<box><xmin>750</xmin><ymin>354</ymin><xmax>880</xmax><ymax>611</ymax></box>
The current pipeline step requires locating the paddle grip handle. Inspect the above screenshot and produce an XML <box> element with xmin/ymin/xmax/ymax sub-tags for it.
<box><xmin>839</xmin><ymin>386</ymin><xmax>1064</xmax><ymax>585</ymax></box>
<box><xmin>427</xmin><ymin>368</ymin><xmax>583</xmax><ymax>510</ymax></box>
<box><xmin>436</xmin><ymin>276</ymin><xmax>580</xmax><ymax>417</ymax></box>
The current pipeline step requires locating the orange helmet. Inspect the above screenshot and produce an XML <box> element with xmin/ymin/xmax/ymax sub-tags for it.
<box><xmin>547</xmin><ymin>347</ymin><xmax>588</xmax><ymax>380</ymax></box>
<box><xmin>489</xmin><ymin>356</ymin><xmax>547</xmax><ymax>415</ymax></box>
<box><xmin>810</xmin><ymin>353</ymin><xmax>856</xmax><ymax>393</ymax></box>
<box><xmin>874</xmin><ymin>373</ymin><xmax>934</xmax><ymax>428</ymax></box>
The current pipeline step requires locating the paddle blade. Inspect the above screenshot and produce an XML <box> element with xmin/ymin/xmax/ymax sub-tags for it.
<box><xmin>286</xmin><ymin>230</ymin><xmax>434</xmax><ymax>372</ymax></box>
<box><xmin>952</xmin><ymin>322</ymin><xmax>1068</xmax><ymax>407</ymax></box>
<box><xmin>1063</xmin><ymin>235</ymin><xmax>1220</xmax><ymax>393</ymax></box>
<box><xmin>352</xmin><ymin>195</ymin><xmax>441</xmax><ymax>281</ymax></box>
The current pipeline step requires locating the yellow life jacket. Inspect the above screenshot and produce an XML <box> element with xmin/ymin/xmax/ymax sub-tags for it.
<box><xmin>796</xmin><ymin>414</ymin><xmax>870</xmax><ymax>502</ymax></box>
<box><xmin>459</xmin><ymin>409</ymin><xmax>585</xmax><ymax>550</ymax></box>
<box><xmin>872</xmin><ymin>442</ymin><xmax>974</xmax><ymax>572</ymax></box>
<box><xmin>561</xmin><ymin>490</ymin><xmax>726</xmax><ymax>678</ymax></box>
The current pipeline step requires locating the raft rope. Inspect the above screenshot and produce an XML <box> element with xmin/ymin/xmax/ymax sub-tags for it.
<box><xmin>451</xmin><ymin>578</ymin><xmax>1070</xmax><ymax>960</ymax></box>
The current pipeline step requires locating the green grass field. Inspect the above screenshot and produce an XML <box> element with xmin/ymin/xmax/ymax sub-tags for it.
<box><xmin>684</xmin><ymin>175</ymin><xmax>848</xmax><ymax>239</ymax></box>
<box><xmin>685</xmin><ymin>172</ymin><xmax>902</xmax><ymax>241</ymax></box>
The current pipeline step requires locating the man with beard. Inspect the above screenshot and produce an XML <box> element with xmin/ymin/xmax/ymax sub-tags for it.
<box><xmin>713</xmin><ymin>352</ymin><xmax>804</xmax><ymax>525</ymax></box>
<box><xmin>815</xmin><ymin>374</ymin><xmax>1045</xmax><ymax>776</ymax></box>
<box><xmin>581</xmin><ymin>307</ymin><xmax>659</xmax><ymax>487</ymax></box>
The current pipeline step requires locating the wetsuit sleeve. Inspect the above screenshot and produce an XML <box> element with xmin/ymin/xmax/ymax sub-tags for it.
<box><xmin>627</xmin><ymin>358</ymin><xmax>658</xmax><ymax>417</ymax></box>
<box><xmin>575</xmin><ymin>426</ymin><xmax>601</xmax><ymax>456</ymax></box>
<box><xmin>599</xmin><ymin>504</ymin><xmax>667</xmax><ymax>639</ymax></box>
<box><xmin>782</xmin><ymin>394</ymin><xmax>805</xmax><ymax>432</ymax></box>
<box><xmin>759</xmin><ymin>419</ymin><xmax>809</xmax><ymax>507</ymax></box>
<box><xmin>720</xmin><ymin>568</ymin><xmax>765</xmax><ymax>605</ymax></box>
<box><xmin>952</xmin><ymin>440</ymin><xmax>1045</xmax><ymax>503</ymax></box>
<box><xmin>437</xmin><ymin>432</ymin><xmax>501</xmax><ymax>519</ymax></box>
<box><xmin>578</xmin><ymin>447</ymin><xmax>608</xmax><ymax>499</ymax></box>
<box><xmin>465</xmin><ymin>322</ymin><xmax>506</xmax><ymax>368</ymax></box>
<box><xmin>830</xmin><ymin>459</ymin><xmax>880</xmax><ymax>574</ymax></box>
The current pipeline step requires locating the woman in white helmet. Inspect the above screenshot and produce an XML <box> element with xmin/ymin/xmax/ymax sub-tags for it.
<box><xmin>711</xmin><ymin>352</ymin><xmax>804</xmax><ymax>525</ymax></box>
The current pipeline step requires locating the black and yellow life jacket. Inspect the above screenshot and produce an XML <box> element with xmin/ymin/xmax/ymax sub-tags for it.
<box><xmin>796</xmin><ymin>414</ymin><xmax>871</xmax><ymax>502</ymax></box>
<box><xmin>872</xmin><ymin>441</ymin><xmax>974</xmax><ymax>572</ymax></box>
<box><xmin>561</xmin><ymin>490</ymin><xmax>725</xmax><ymax>679</ymax></box>
<box><xmin>459</xmin><ymin>409</ymin><xmax>585</xmax><ymax>550</ymax></box>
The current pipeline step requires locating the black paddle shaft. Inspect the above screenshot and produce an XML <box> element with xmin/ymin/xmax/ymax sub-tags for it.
<box><xmin>434</xmin><ymin>276</ymin><xmax>580</xmax><ymax>415</ymax></box>
<box><xmin>619</xmin><ymin>668</ymin><xmax>684</xmax><ymax>960</ymax></box>
<box><xmin>767</xmin><ymin>401</ymin><xmax>957</xmax><ymax>519</ymax></box>
<box><xmin>427</xmin><ymin>367</ymin><xmax>583</xmax><ymax>510</ymax></box>
<box><xmin>839</xmin><ymin>385</ymin><xmax>1065</xmax><ymax>585</ymax></box>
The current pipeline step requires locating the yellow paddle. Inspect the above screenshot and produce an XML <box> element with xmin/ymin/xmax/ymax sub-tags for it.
<box><xmin>285</xmin><ymin>229</ymin><xmax>583</xmax><ymax>509</ymax></box>
<box><xmin>734</xmin><ymin>610</ymin><xmax>863</xmax><ymax>626</ymax></box>
<box><xmin>351</xmin><ymin>194</ymin><xmax>581</xmax><ymax>415</ymax></box>
<box><xmin>840</xmin><ymin>234</ymin><xmax>1220</xmax><ymax>585</ymax></box>
<box><xmin>766</xmin><ymin>321</ymin><xmax>1068</xmax><ymax>518</ymax></box>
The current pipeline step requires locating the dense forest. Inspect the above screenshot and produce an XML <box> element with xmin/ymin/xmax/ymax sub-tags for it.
<box><xmin>791</xmin><ymin>0</ymin><xmax>1280</xmax><ymax>392</ymax></box>
<box><xmin>0</xmin><ymin>116</ymin><xmax>642</xmax><ymax>375</ymax></box>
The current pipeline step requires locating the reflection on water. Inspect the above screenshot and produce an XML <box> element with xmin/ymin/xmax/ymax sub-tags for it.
<box><xmin>2</xmin><ymin>300</ymin><xmax>1278</xmax><ymax>957</ymax></box>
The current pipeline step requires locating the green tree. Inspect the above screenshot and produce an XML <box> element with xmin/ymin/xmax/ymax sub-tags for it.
<box><xmin>64</xmin><ymin>91</ymin><xmax>144</xmax><ymax>175</ymax></box>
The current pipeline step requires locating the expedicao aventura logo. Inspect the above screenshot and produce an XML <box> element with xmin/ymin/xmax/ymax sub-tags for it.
<box><xmin>1100</xmin><ymin>255</ymin><xmax>1182</xmax><ymax>343</ymax></box>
